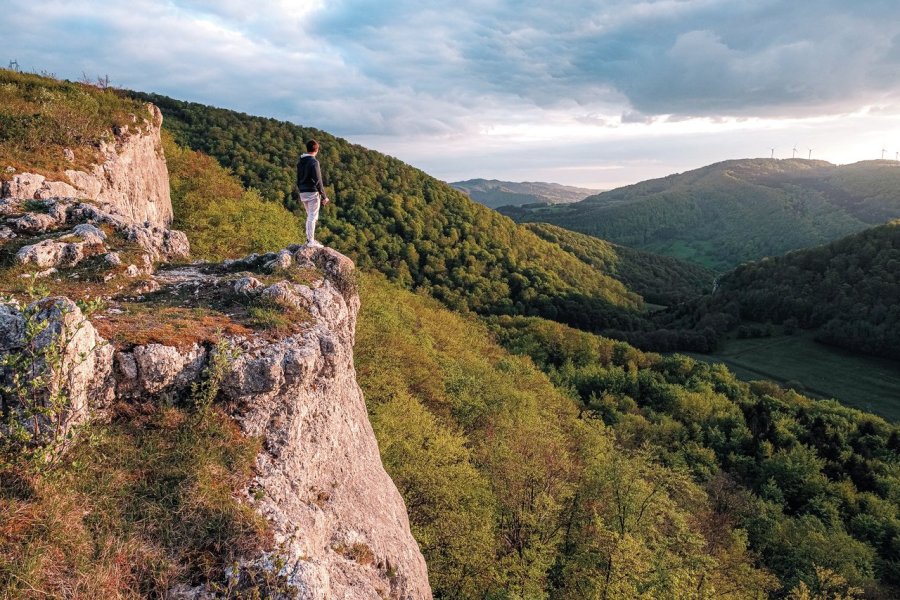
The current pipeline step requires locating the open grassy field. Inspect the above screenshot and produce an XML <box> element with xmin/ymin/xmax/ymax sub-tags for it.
<box><xmin>686</xmin><ymin>333</ymin><xmax>900</xmax><ymax>421</ymax></box>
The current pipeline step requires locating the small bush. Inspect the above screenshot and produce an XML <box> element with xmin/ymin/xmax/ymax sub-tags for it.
<box><xmin>247</xmin><ymin>304</ymin><xmax>291</xmax><ymax>332</ymax></box>
<box><xmin>163</xmin><ymin>133</ymin><xmax>303</xmax><ymax>261</ymax></box>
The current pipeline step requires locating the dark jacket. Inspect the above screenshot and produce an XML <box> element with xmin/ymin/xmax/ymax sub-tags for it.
<box><xmin>297</xmin><ymin>154</ymin><xmax>327</xmax><ymax>197</ymax></box>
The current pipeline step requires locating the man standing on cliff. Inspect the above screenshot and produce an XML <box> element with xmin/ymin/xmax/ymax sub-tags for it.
<box><xmin>296</xmin><ymin>139</ymin><xmax>330</xmax><ymax>248</ymax></box>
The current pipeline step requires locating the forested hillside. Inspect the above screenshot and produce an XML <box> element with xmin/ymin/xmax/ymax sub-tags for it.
<box><xmin>525</xmin><ymin>223</ymin><xmax>716</xmax><ymax>305</ymax></box>
<box><xmin>500</xmin><ymin>158</ymin><xmax>900</xmax><ymax>270</ymax></box>
<box><xmin>450</xmin><ymin>179</ymin><xmax>599</xmax><ymax>208</ymax></box>
<box><xmin>145</xmin><ymin>105</ymin><xmax>900</xmax><ymax>596</ymax></box>
<box><xmin>660</xmin><ymin>221</ymin><xmax>900</xmax><ymax>360</ymax></box>
<box><xmin>131</xmin><ymin>92</ymin><xmax>648</xmax><ymax>331</ymax></box>
<box><xmin>156</xmin><ymin>119</ymin><xmax>899</xmax><ymax>598</ymax></box>
<box><xmin>488</xmin><ymin>315</ymin><xmax>900</xmax><ymax>598</ymax></box>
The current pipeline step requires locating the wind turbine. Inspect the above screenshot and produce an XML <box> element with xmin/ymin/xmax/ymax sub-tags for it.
<box><xmin>792</xmin><ymin>144</ymin><xmax>798</xmax><ymax>158</ymax></box>
<box><xmin>770</xmin><ymin>147</ymin><xmax>775</xmax><ymax>159</ymax></box>
<box><xmin>808</xmin><ymin>148</ymin><xmax>813</xmax><ymax>160</ymax></box>
<box><xmin>882</xmin><ymin>148</ymin><xmax>887</xmax><ymax>159</ymax></box>
<box><xmin>895</xmin><ymin>151</ymin><xmax>899</xmax><ymax>161</ymax></box>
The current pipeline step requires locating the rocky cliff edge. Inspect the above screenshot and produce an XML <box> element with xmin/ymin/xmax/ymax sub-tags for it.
<box><xmin>0</xmin><ymin>195</ymin><xmax>431</xmax><ymax>596</ymax></box>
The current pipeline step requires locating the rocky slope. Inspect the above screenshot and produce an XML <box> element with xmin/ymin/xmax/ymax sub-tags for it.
<box><xmin>2</xmin><ymin>103</ymin><xmax>173</xmax><ymax>228</ymax></box>
<box><xmin>0</xmin><ymin>121</ymin><xmax>432</xmax><ymax>597</ymax></box>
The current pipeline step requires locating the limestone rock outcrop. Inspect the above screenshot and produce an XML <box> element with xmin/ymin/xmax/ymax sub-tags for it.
<box><xmin>222</xmin><ymin>247</ymin><xmax>430</xmax><ymax>600</ymax></box>
<box><xmin>0</xmin><ymin>243</ymin><xmax>432</xmax><ymax>598</ymax></box>
<box><xmin>4</xmin><ymin>197</ymin><xmax>189</xmax><ymax>271</ymax></box>
<box><xmin>1</xmin><ymin>104</ymin><xmax>173</xmax><ymax>228</ymax></box>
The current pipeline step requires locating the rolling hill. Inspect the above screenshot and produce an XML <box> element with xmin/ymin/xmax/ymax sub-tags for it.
<box><xmin>500</xmin><ymin>158</ymin><xmax>900</xmax><ymax>271</ymax></box>
<box><xmin>450</xmin><ymin>178</ymin><xmax>599</xmax><ymax>208</ymax></box>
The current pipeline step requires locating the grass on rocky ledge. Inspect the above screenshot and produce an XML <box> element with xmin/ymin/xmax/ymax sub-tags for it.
<box><xmin>0</xmin><ymin>403</ymin><xmax>268</xmax><ymax>599</ymax></box>
<box><xmin>1</xmin><ymin>238</ymin><xmax>318</xmax><ymax>351</ymax></box>
<box><xmin>0</xmin><ymin>69</ymin><xmax>156</xmax><ymax>182</ymax></box>
<box><xmin>91</xmin><ymin>281</ymin><xmax>314</xmax><ymax>351</ymax></box>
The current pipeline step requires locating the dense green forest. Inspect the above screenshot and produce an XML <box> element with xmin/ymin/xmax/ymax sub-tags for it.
<box><xmin>500</xmin><ymin>159</ymin><xmax>900</xmax><ymax>271</ymax></box>
<box><xmin>131</xmin><ymin>92</ymin><xmax>653</xmax><ymax>332</ymax></box>
<box><xmin>659</xmin><ymin>221</ymin><xmax>900</xmax><ymax>361</ymax></box>
<box><xmin>487</xmin><ymin>315</ymin><xmax>900</xmax><ymax>598</ymax></box>
<box><xmin>525</xmin><ymin>223</ymin><xmax>716</xmax><ymax>306</ymax></box>
<box><xmin>358</xmin><ymin>275</ymin><xmax>777</xmax><ymax>599</ymax></box>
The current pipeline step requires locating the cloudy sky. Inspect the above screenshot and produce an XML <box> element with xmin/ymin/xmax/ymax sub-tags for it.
<box><xmin>7</xmin><ymin>1</ymin><xmax>900</xmax><ymax>188</ymax></box>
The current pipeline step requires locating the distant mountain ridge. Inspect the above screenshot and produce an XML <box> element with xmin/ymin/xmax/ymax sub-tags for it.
<box><xmin>451</xmin><ymin>178</ymin><xmax>601</xmax><ymax>208</ymax></box>
<box><xmin>500</xmin><ymin>158</ymin><xmax>900</xmax><ymax>270</ymax></box>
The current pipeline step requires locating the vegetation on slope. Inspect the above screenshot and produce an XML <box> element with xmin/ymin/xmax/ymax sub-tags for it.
<box><xmin>525</xmin><ymin>222</ymin><xmax>716</xmax><ymax>305</ymax></box>
<box><xmin>163</xmin><ymin>132</ymin><xmax>302</xmax><ymax>261</ymax></box>
<box><xmin>356</xmin><ymin>274</ymin><xmax>778</xmax><ymax>599</ymax></box>
<box><xmin>0</xmin><ymin>404</ymin><xmax>268</xmax><ymax>598</ymax></box>
<box><xmin>500</xmin><ymin>158</ymin><xmax>900</xmax><ymax>270</ymax></box>
<box><xmin>489</xmin><ymin>315</ymin><xmax>900</xmax><ymax>598</ymax></box>
<box><xmin>660</xmin><ymin>221</ymin><xmax>900</xmax><ymax>361</ymax></box>
<box><xmin>0</xmin><ymin>69</ymin><xmax>154</xmax><ymax>181</ymax></box>
<box><xmin>131</xmin><ymin>91</ymin><xmax>647</xmax><ymax>330</ymax></box>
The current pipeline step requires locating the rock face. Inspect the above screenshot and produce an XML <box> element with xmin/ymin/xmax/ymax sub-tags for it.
<box><xmin>0</xmin><ymin>298</ymin><xmax>114</xmax><ymax>449</ymax></box>
<box><xmin>1</xmin><ymin>104</ymin><xmax>173</xmax><ymax>228</ymax></box>
<box><xmin>221</xmin><ymin>247</ymin><xmax>431</xmax><ymax>599</ymax></box>
<box><xmin>0</xmin><ymin>243</ymin><xmax>432</xmax><ymax>598</ymax></box>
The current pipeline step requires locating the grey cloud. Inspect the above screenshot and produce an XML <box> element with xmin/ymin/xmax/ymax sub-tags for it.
<box><xmin>311</xmin><ymin>0</ymin><xmax>900</xmax><ymax>120</ymax></box>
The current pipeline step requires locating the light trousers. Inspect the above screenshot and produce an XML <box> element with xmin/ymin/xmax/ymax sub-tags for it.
<box><xmin>300</xmin><ymin>191</ymin><xmax>321</xmax><ymax>244</ymax></box>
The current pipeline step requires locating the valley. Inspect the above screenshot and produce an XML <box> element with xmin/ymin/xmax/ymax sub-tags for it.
<box><xmin>687</xmin><ymin>333</ymin><xmax>900</xmax><ymax>422</ymax></box>
<box><xmin>450</xmin><ymin>178</ymin><xmax>601</xmax><ymax>208</ymax></box>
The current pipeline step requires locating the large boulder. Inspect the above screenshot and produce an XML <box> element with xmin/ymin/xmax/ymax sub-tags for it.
<box><xmin>15</xmin><ymin>238</ymin><xmax>101</xmax><ymax>269</ymax></box>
